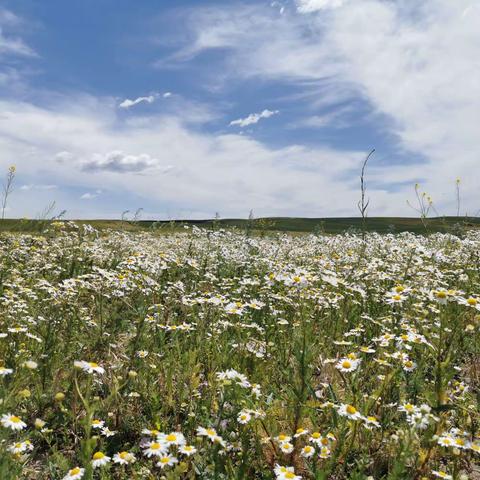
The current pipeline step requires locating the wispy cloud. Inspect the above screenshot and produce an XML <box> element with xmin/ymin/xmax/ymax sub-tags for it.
<box><xmin>229</xmin><ymin>109</ymin><xmax>279</xmax><ymax>127</ymax></box>
<box><xmin>0</xmin><ymin>8</ymin><xmax>36</xmax><ymax>57</ymax></box>
<box><xmin>296</xmin><ymin>0</ymin><xmax>347</xmax><ymax>13</ymax></box>
<box><xmin>80</xmin><ymin>190</ymin><xmax>102</xmax><ymax>200</ymax></box>
<box><xmin>119</xmin><ymin>95</ymin><xmax>158</xmax><ymax>109</ymax></box>
<box><xmin>20</xmin><ymin>184</ymin><xmax>58</xmax><ymax>191</ymax></box>
<box><xmin>118</xmin><ymin>92</ymin><xmax>173</xmax><ymax>109</ymax></box>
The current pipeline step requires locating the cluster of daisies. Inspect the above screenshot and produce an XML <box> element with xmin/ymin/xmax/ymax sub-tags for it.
<box><xmin>0</xmin><ymin>224</ymin><xmax>480</xmax><ymax>479</ymax></box>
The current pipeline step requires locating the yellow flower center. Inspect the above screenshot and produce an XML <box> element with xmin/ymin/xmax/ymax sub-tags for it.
<box><xmin>285</xmin><ymin>473</ymin><xmax>296</xmax><ymax>479</ymax></box>
<box><xmin>346</xmin><ymin>405</ymin><xmax>357</xmax><ymax>415</ymax></box>
<box><xmin>277</xmin><ymin>434</ymin><xmax>287</xmax><ymax>441</ymax></box>
<box><xmin>166</xmin><ymin>434</ymin><xmax>177</xmax><ymax>442</ymax></box>
<box><xmin>69</xmin><ymin>467</ymin><xmax>81</xmax><ymax>475</ymax></box>
<box><xmin>119</xmin><ymin>451</ymin><xmax>129</xmax><ymax>459</ymax></box>
<box><xmin>10</xmin><ymin>416</ymin><xmax>21</xmax><ymax>423</ymax></box>
<box><xmin>206</xmin><ymin>429</ymin><xmax>216</xmax><ymax>436</ymax></box>
<box><xmin>150</xmin><ymin>443</ymin><xmax>161</xmax><ymax>450</ymax></box>
<box><xmin>160</xmin><ymin>457</ymin><xmax>169</xmax><ymax>464</ymax></box>
<box><xmin>89</xmin><ymin>362</ymin><xmax>99</xmax><ymax>368</ymax></box>
<box><xmin>395</xmin><ymin>286</ymin><xmax>405</xmax><ymax>293</ymax></box>
<box><xmin>435</xmin><ymin>291</ymin><xmax>447</xmax><ymax>298</ymax></box>
<box><xmin>342</xmin><ymin>360</ymin><xmax>352</xmax><ymax>369</ymax></box>
<box><xmin>393</xmin><ymin>295</ymin><xmax>401</xmax><ymax>301</ymax></box>
<box><xmin>467</xmin><ymin>298</ymin><xmax>477</xmax><ymax>305</ymax></box>
<box><xmin>311</xmin><ymin>432</ymin><xmax>321</xmax><ymax>439</ymax></box>
<box><xmin>93</xmin><ymin>452</ymin><xmax>105</xmax><ymax>460</ymax></box>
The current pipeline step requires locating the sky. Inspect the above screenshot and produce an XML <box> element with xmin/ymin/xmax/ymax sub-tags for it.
<box><xmin>0</xmin><ymin>0</ymin><xmax>479</xmax><ymax>220</ymax></box>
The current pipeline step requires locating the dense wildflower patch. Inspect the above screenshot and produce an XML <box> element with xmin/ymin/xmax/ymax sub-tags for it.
<box><xmin>0</xmin><ymin>222</ymin><xmax>479</xmax><ymax>479</ymax></box>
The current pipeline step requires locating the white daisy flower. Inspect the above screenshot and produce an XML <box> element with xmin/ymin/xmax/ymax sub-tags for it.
<box><xmin>92</xmin><ymin>451</ymin><xmax>111</xmax><ymax>468</ymax></box>
<box><xmin>62</xmin><ymin>467</ymin><xmax>85</xmax><ymax>480</ymax></box>
<box><xmin>143</xmin><ymin>441</ymin><xmax>168</xmax><ymax>457</ymax></box>
<box><xmin>113</xmin><ymin>451</ymin><xmax>136</xmax><ymax>464</ymax></box>
<box><xmin>156</xmin><ymin>454</ymin><xmax>178</xmax><ymax>469</ymax></box>
<box><xmin>1</xmin><ymin>413</ymin><xmax>27</xmax><ymax>430</ymax></box>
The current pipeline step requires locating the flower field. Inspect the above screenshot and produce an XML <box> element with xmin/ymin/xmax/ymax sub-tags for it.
<box><xmin>0</xmin><ymin>223</ymin><xmax>479</xmax><ymax>479</ymax></box>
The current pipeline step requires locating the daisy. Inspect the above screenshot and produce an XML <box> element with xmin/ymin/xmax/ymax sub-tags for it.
<box><xmin>113</xmin><ymin>451</ymin><xmax>136</xmax><ymax>465</ymax></box>
<box><xmin>1</xmin><ymin>413</ymin><xmax>27</xmax><ymax>430</ymax></box>
<box><xmin>0</xmin><ymin>366</ymin><xmax>13</xmax><ymax>376</ymax></box>
<box><xmin>432</xmin><ymin>470</ymin><xmax>452</xmax><ymax>479</ymax></box>
<box><xmin>364</xmin><ymin>416</ymin><xmax>381</xmax><ymax>429</ymax></box>
<box><xmin>8</xmin><ymin>440</ymin><xmax>33</xmax><ymax>454</ymax></box>
<box><xmin>92</xmin><ymin>451</ymin><xmax>110</xmax><ymax>468</ymax></box>
<box><xmin>437</xmin><ymin>436</ymin><xmax>454</xmax><ymax>447</ymax></box>
<box><xmin>309</xmin><ymin>432</ymin><xmax>322</xmax><ymax>445</ymax></box>
<box><xmin>143</xmin><ymin>441</ymin><xmax>168</xmax><ymax>457</ymax></box>
<box><xmin>62</xmin><ymin>467</ymin><xmax>85</xmax><ymax>480</ymax></box>
<box><xmin>91</xmin><ymin>419</ymin><xmax>105</xmax><ymax>429</ymax></box>
<box><xmin>237</xmin><ymin>410</ymin><xmax>252</xmax><ymax>424</ymax></box>
<box><xmin>459</xmin><ymin>296</ymin><xmax>480</xmax><ymax>310</ymax></box>
<box><xmin>293</xmin><ymin>427</ymin><xmax>309</xmax><ymax>438</ymax></box>
<box><xmin>22</xmin><ymin>360</ymin><xmax>38</xmax><ymax>370</ymax></box>
<box><xmin>274</xmin><ymin>465</ymin><xmax>301</xmax><ymax>479</ymax></box>
<box><xmin>453</xmin><ymin>437</ymin><xmax>471</xmax><ymax>450</ymax></box>
<box><xmin>275</xmin><ymin>433</ymin><xmax>292</xmax><ymax>444</ymax></box>
<box><xmin>74</xmin><ymin>361</ymin><xmax>105</xmax><ymax>374</ymax></box>
<box><xmin>101</xmin><ymin>426</ymin><xmax>117</xmax><ymax>437</ymax></box>
<box><xmin>386</xmin><ymin>293</ymin><xmax>406</xmax><ymax>305</ymax></box>
<box><xmin>156</xmin><ymin>454</ymin><xmax>178</xmax><ymax>469</ymax></box>
<box><xmin>470</xmin><ymin>442</ymin><xmax>480</xmax><ymax>453</ymax></box>
<box><xmin>159</xmin><ymin>431</ymin><xmax>186</xmax><ymax>447</ymax></box>
<box><xmin>336</xmin><ymin>357</ymin><xmax>361</xmax><ymax>373</ymax></box>
<box><xmin>279</xmin><ymin>442</ymin><xmax>294</xmax><ymax>454</ymax></box>
<box><xmin>180</xmin><ymin>444</ymin><xmax>197</xmax><ymax>456</ymax></box>
<box><xmin>300</xmin><ymin>445</ymin><xmax>315</xmax><ymax>458</ymax></box>
<box><xmin>196</xmin><ymin>426</ymin><xmax>223</xmax><ymax>444</ymax></box>
<box><xmin>399</xmin><ymin>403</ymin><xmax>417</xmax><ymax>415</ymax></box>
<box><xmin>337</xmin><ymin>404</ymin><xmax>362</xmax><ymax>420</ymax></box>
<box><xmin>402</xmin><ymin>360</ymin><xmax>416</xmax><ymax>372</ymax></box>
<box><xmin>319</xmin><ymin>446</ymin><xmax>331</xmax><ymax>458</ymax></box>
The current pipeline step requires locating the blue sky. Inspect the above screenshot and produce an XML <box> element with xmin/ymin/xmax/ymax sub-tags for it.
<box><xmin>0</xmin><ymin>0</ymin><xmax>478</xmax><ymax>219</ymax></box>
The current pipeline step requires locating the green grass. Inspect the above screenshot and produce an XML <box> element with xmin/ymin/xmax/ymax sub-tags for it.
<box><xmin>1</xmin><ymin>216</ymin><xmax>479</xmax><ymax>234</ymax></box>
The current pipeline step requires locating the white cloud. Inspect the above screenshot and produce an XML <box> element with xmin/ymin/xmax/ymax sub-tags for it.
<box><xmin>296</xmin><ymin>0</ymin><xmax>346</xmax><ymax>12</ymax></box>
<box><xmin>80</xmin><ymin>190</ymin><xmax>101</xmax><ymax>200</ymax></box>
<box><xmin>20</xmin><ymin>184</ymin><xmax>58</xmax><ymax>191</ymax></box>
<box><xmin>119</xmin><ymin>95</ymin><xmax>158</xmax><ymax>109</ymax></box>
<box><xmin>163</xmin><ymin>92</ymin><xmax>172</xmax><ymax>98</ymax></box>
<box><xmin>82</xmin><ymin>151</ymin><xmax>164</xmax><ymax>173</ymax></box>
<box><xmin>0</xmin><ymin>8</ymin><xmax>36</xmax><ymax>58</ymax></box>
<box><xmin>230</xmin><ymin>109</ymin><xmax>279</xmax><ymax>127</ymax></box>
<box><xmin>166</xmin><ymin>0</ymin><xmax>480</xmax><ymax>215</ymax></box>
<box><xmin>0</xmin><ymin>95</ymin><xmax>371</xmax><ymax>219</ymax></box>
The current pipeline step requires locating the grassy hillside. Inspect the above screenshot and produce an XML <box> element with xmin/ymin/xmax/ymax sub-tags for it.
<box><xmin>1</xmin><ymin>216</ymin><xmax>479</xmax><ymax>234</ymax></box>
